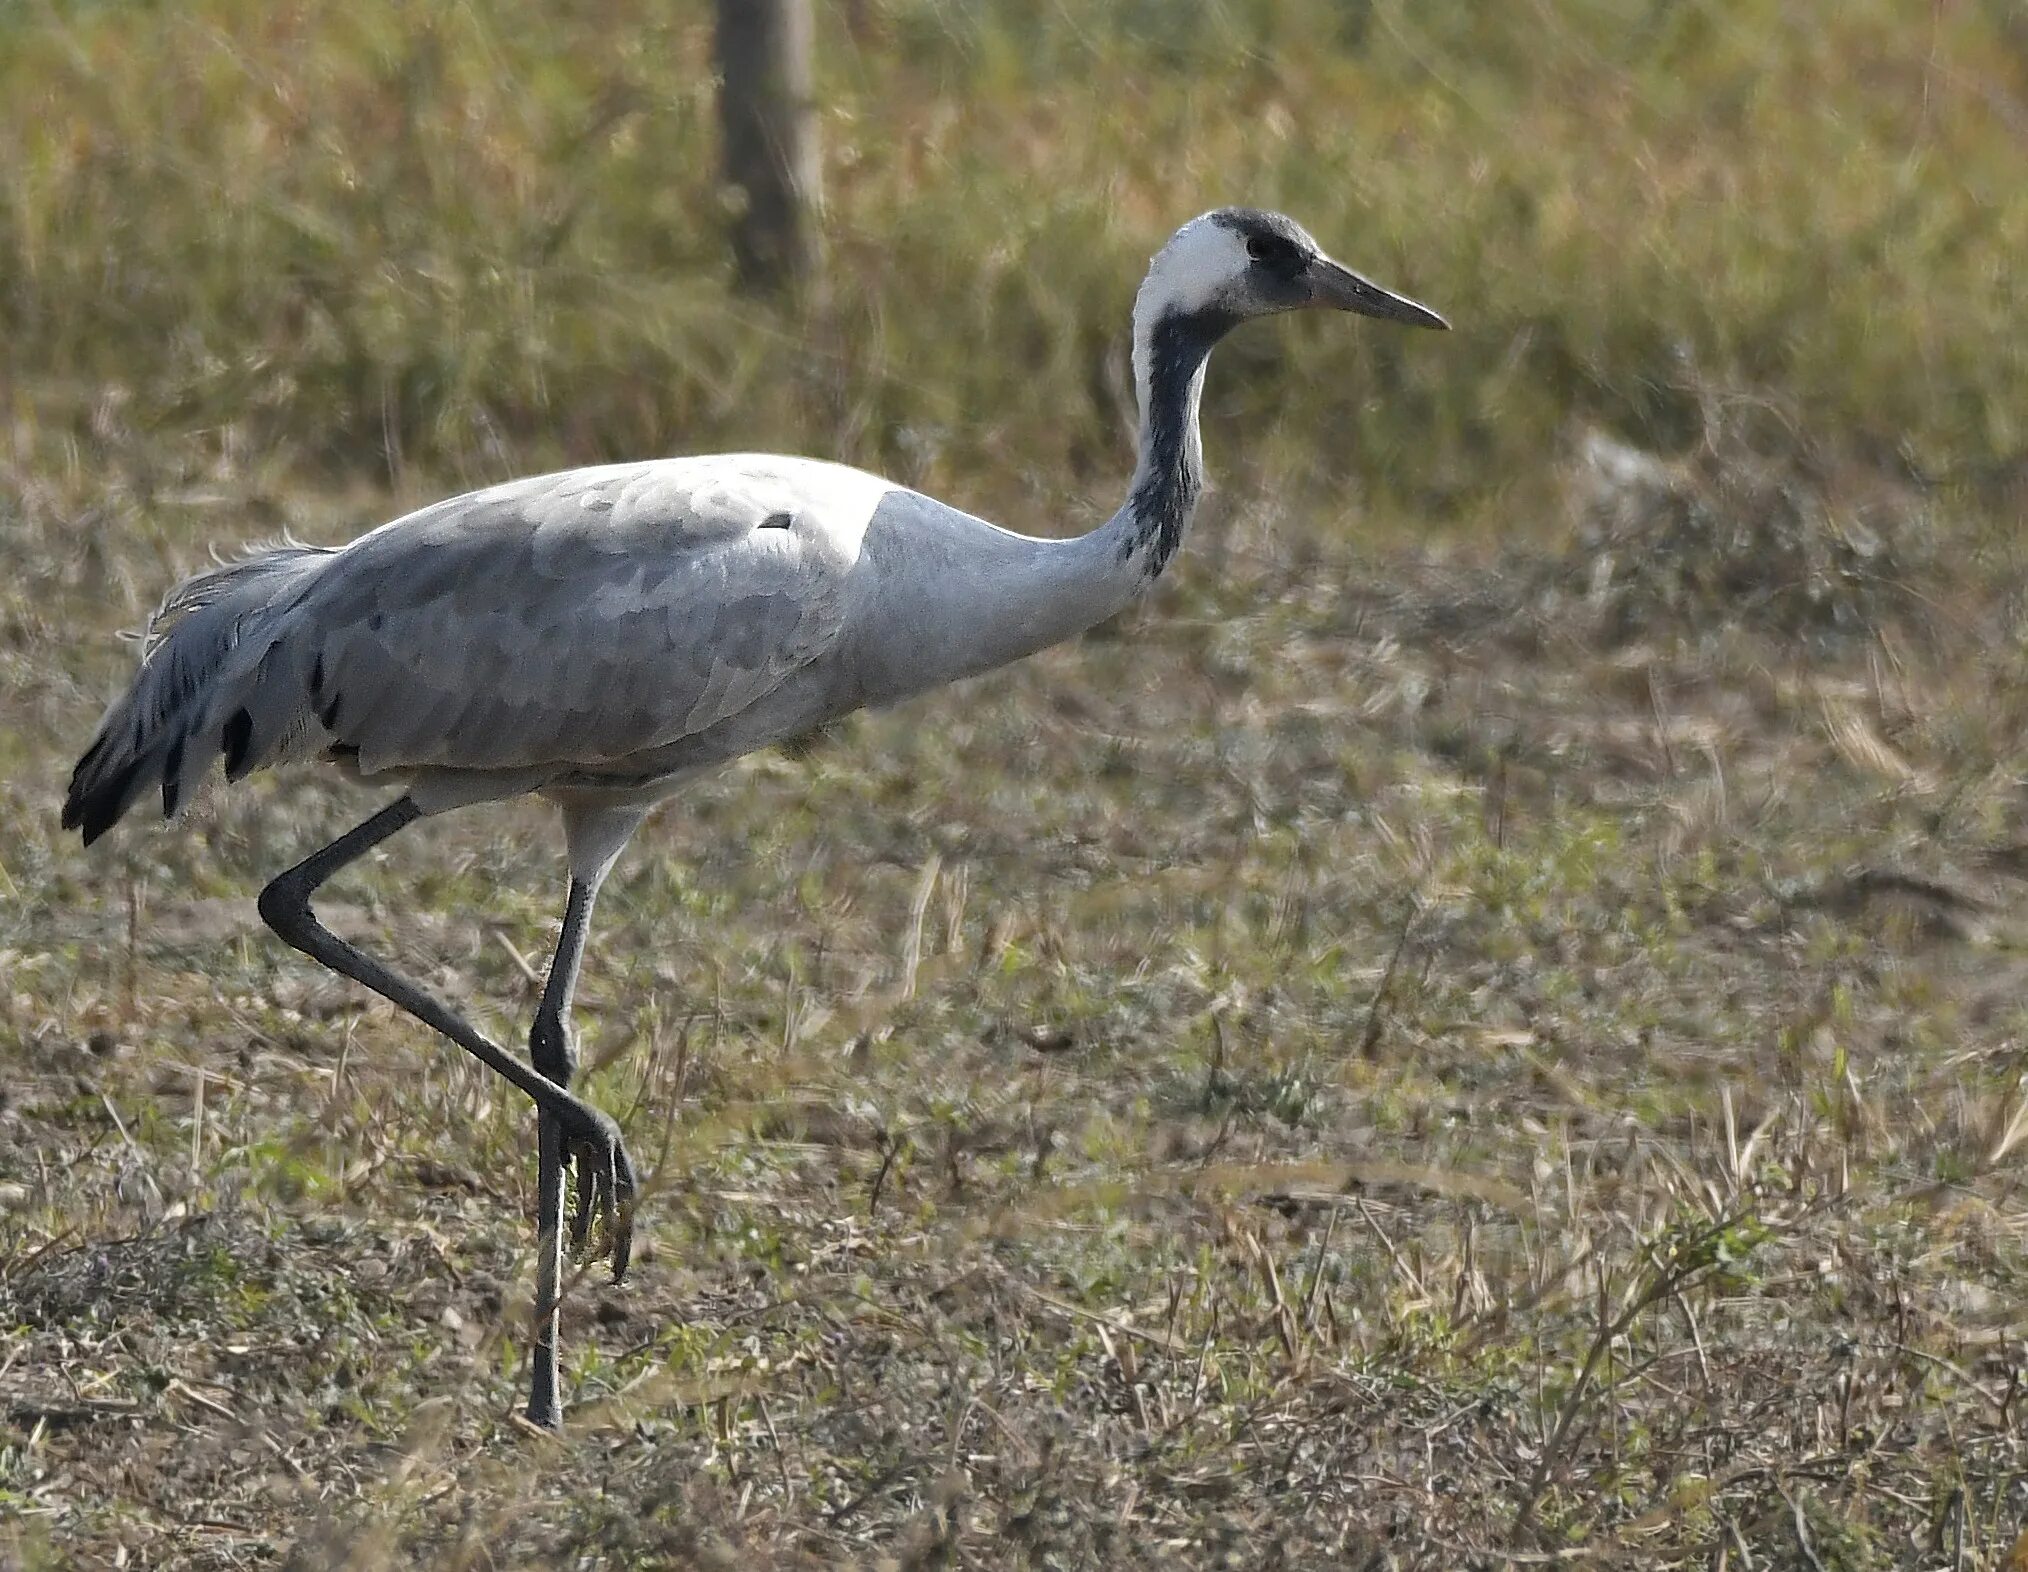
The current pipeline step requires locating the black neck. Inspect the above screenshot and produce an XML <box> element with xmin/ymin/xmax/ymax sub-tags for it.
<box><xmin>1122</xmin><ymin>306</ymin><xmax>1237</xmax><ymax>577</ymax></box>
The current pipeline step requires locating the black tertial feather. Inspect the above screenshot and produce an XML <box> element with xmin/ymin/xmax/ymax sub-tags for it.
<box><xmin>161</xmin><ymin>733</ymin><xmax>186</xmax><ymax>817</ymax></box>
<box><xmin>222</xmin><ymin>708</ymin><xmax>255</xmax><ymax>780</ymax></box>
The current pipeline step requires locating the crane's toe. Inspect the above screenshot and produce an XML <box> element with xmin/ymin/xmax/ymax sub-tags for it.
<box><xmin>558</xmin><ymin>1102</ymin><xmax>637</xmax><ymax>1282</ymax></box>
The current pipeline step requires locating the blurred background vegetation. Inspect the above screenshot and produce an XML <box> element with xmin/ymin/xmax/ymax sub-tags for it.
<box><xmin>6</xmin><ymin>0</ymin><xmax>2025</xmax><ymax>533</ymax></box>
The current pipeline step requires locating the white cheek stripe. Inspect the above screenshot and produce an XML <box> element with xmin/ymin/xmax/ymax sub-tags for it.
<box><xmin>1136</xmin><ymin>215</ymin><xmax>1250</xmax><ymax>323</ymax></box>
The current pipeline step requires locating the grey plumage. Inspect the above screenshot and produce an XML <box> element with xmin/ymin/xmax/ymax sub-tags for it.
<box><xmin>271</xmin><ymin>461</ymin><xmax>855</xmax><ymax>776</ymax></box>
<box><xmin>66</xmin><ymin>457</ymin><xmax>877</xmax><ymax>833</ymax></box>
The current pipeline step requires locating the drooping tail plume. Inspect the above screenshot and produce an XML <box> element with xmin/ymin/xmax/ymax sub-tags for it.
<box><xmin>63</xmin><ymin>544</ymin><xmax>335</xmax><ymax>844</ymax></box>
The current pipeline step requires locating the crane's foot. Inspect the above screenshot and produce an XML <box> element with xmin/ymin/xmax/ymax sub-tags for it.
<box><xmin>556</xmin><ymin>1099</ymin><xmax>636</xmax><ymax>1281</ymax></box>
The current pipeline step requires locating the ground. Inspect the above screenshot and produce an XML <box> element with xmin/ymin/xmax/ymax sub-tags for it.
<box><xmin>5</xmin><ymin>420</ymin><xmax>2028</xmax><ymax>1569</ymax></box>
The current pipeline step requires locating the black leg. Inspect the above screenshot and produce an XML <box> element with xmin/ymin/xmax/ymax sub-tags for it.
<box><xmin>256</xmin><ymin>799</ymin><xmax>637</xmax><ymax>1295</ymax></box>
<box><xmin>526</xmin><ymin>874</ymin><xmax>603</xmax><ymax>1432</ymax></box>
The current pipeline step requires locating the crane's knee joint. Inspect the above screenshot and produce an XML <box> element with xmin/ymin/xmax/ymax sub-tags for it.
<box><xmin>256</xmin><ymin>875</ymin><xmax>310</xmax><ymax>941</ymax></box>
<box><xmin>529</xmin><ymin>1011</ymin><xmax>577</xmax><ymax>1084</ymax></box>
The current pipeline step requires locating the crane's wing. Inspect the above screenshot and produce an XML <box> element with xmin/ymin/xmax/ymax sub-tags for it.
<box><xmin>276</xmin><ymin>457</ymin><xmax>882</xmax><ymax>776</ymax></box>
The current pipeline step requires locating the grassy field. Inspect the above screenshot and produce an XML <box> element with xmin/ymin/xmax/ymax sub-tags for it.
<box><xmin>6</xmin><ymin>1</ymin><xmax>2028</xmax><ymax>1567</ymax></box>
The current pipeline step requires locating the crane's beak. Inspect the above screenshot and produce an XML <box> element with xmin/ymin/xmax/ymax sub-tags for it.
<box><xmin>1311</xmin><ymin>256</ymin><xmax>1449</xmax><ymax>330</ymax></box>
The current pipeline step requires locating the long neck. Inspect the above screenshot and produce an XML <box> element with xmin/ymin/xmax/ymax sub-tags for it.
<box><xmin>862</xmin><ymin>301</ymin><xmax>1233</xmax><ymax>698</ymax></box>
<box><xmin>989</xmin><ymin>302</ymin><xmax>1232</xmax><ymax>647</ymax></box>
<box><xmin>1111</xmin><ymin>303</ymin><xmax>1235</xmax><ymax>583</ymax></box>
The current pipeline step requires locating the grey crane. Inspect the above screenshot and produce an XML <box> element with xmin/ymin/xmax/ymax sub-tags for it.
<box><xmin>64</xmin><ymin>208</ymin><xmax>1447</xmax><ymax>1431</ymax></box>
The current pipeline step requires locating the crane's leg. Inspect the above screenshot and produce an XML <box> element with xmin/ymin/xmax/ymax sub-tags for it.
<box><xmin>256</xmin><ymin>798</ymin><xmax>638</xmax><ymax>1295</ymax></box>
<box><xmin>524</xmin><ymin>802</ymin><xmax>645</xmax><ymax>1432</ymax></box>
<box><xmin>525</xmin><ymin>873</ymin><xmax>602</xmax><ymax>1432</ymax></box>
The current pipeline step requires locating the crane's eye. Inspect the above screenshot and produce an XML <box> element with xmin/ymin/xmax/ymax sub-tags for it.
<box><xmin>1246</xmin><ymin>232</ymin><xmax>1307</xmax><ymax>275</ymax></box>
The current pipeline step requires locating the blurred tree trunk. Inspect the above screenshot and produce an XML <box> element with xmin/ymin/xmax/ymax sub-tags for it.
<box><xmin>715</xmin><ymin>0</ymin><xmax>821</xmax><ymax>297</ymax></box>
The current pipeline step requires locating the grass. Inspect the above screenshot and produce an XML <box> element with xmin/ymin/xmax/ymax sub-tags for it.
<box><xmin>5</xmin><ymin>0</ymin><xmax>2028</xmax><ymax>1567</ymax></box>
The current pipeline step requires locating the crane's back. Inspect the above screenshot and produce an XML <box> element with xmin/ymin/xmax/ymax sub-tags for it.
<box><xmin>64</xmin><ymin>454</ymin><xmax>913</xmax><ymax>840</ymax></box>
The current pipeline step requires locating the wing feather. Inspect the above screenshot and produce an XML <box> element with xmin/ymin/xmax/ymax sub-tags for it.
<box><xmin>292</xmin><ymin>459</ymin><xmax>874</xmax><ymax>775</ymax></box>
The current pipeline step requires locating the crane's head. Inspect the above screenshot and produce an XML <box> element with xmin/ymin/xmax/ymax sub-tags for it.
<box><xmin>1136</xmin><ymin>207</ymin><xmax>1448</xmax><ymax>339</ymax></box>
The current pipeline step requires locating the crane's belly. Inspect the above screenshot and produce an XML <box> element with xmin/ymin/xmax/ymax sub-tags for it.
<box><xmin>531</xmin><ymin>659</ymin><xmax>872</xmax><ymax>804</ymax></box>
